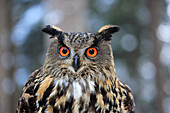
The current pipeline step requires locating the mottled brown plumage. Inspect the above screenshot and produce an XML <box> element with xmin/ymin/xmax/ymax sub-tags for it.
<box><xmin>17</xmin><ymin>25</ymin><xmax>135</xmax><ymax>113</ymax></box>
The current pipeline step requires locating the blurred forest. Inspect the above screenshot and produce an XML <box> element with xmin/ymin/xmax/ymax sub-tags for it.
<box><xmin>0</xmin><ymin>0</ymin><xmax>170</xmax><ymax>113</ymax></box>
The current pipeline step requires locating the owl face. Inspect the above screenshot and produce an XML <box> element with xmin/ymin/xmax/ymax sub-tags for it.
<box><xmin>42</xmin><ymin>25</ymin><xmax>119</xmax><ymax>79</ymax></box>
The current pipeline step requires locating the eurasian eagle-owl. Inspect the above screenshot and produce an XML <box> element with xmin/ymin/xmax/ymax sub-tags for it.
<box><xmin>17</xmin><ymin>25</ymin><xmax>135</xmax><ymax>113</ymax></box>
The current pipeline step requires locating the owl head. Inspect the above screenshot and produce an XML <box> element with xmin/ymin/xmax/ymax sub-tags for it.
<box><xmin>42</xmin><ymin>25</ymin><xmax>119</xmax><ymax>80</ymax></box>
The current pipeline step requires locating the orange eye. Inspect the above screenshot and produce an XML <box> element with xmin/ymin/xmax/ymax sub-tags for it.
<box><xmin>86</xmin><ymin>47</ymin><xmax>98</xmax><ymax>57</ymax></box>
<box><xmin>59</xmin><ymin>47</ymin><xmax>70</xmax><ymax>57</ymax></box>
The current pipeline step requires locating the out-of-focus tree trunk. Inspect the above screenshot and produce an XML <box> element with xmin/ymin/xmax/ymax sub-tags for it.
<box><xmin>0</xmin><ymin>0</ymin><xmax>17</xmax><ymax>113</ymax></box>
<box><xmin>148</xmin><ymin>0</ymin><xmax>164</xmax><ymax>113</ymax></box>
<box><xmin>43</xmin><ymin>0</ymin><xmax>88</xmax><ymax>48</ymax></box>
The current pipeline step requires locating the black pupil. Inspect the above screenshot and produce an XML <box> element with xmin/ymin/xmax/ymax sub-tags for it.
<box><xmin>62</xmin><ymin>48</ymin><xmax>67</xmax><ymax>54</ymax></box>
<box><xmin>89</xmin><ymin>49</ymin><xmax>94</xmax><ymax>55</ymax></box>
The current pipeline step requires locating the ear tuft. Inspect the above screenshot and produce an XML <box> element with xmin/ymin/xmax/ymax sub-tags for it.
<box><xmin>97</xmin><ymin>25</ymin><xmax>120</xmax><ymax>41</ymax></box>
<box><xmin>41</xmin><ymin>25</ymin><xmax>63</xmax><ymax>38</ymax></box>
<box><xmin>98</xmin><ymin>25</ymin><xmax>120</xmax><ymax>33</ymax></box>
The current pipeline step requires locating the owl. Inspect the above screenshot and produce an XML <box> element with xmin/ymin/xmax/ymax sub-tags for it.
<box><xmin>16</xmin><ymin>25</ymin><xmax>135</xmax><ymax>113</ymax></box>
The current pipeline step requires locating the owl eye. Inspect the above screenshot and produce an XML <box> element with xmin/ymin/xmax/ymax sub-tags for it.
<box><xmin>59</xmin><ymin>47</ymin><xmax>70</xmax><ymax>57</ymax></box>
<box><xmin>86</xmin><ymin>47</ymin><xmax>98</xmax><ymax>57</ymax></box>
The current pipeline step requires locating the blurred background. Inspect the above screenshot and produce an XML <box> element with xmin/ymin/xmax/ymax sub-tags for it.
<box><xmin>0</xmin><ymin>0</ymin><xmax>170</xmax><ymax>113</ymax></box>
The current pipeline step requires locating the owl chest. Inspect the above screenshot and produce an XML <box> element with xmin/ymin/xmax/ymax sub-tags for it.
<box><xmin>36</xmin><ymin>78</ymin><xmax>125</xmax><ymax>112</ymax></box>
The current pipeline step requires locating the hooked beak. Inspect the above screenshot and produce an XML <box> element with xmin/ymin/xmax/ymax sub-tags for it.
<box><xmin>73</xmin><ymin>54</ymin><xmax>80</xmax><ymax>72</ymax></box>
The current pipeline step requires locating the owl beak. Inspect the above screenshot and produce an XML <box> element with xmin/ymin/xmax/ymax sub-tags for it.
<box><xmin>73</xmin><ymin>54</ymin><xmax>80</xmax><ymax>72</ymax></box>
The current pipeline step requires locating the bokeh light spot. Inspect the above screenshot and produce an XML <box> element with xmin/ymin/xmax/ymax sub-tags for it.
<box><xmin>138</xmin><ymin>57</ymin><xmax>156</xmax><ymax>80</ymax></box>
<box><xmin>14</xmin><ymin>68</ymin><xmax>29</xmax><ymax>87</ymax></box>
<box><xmin>157</xmin><ymin>23</ymin><xmax>170</xmax><ymax>43</ymax></box>
<box><xmin>1</xmin><ymin>77</ymin><xmax>16</xmax><ymax>95</ymax></box>
<box><xmin>160</xmin><ymin>44</ymin><xmax>170</xmax><ymax>66</ymax></box>
<box><xmin>120</xmin><ymin>34</ymin><xmax>138</xmax><ymax>52</ymax></box>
